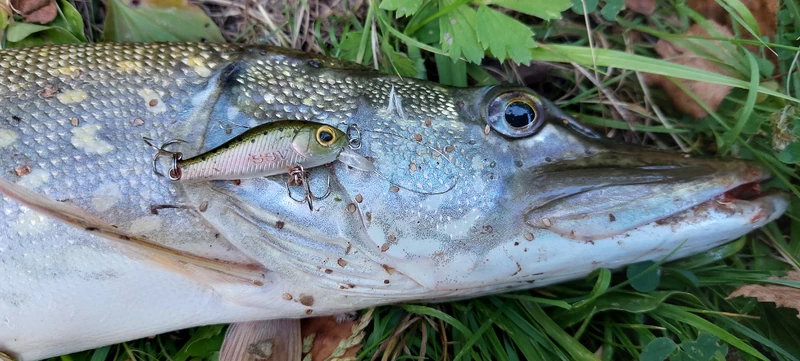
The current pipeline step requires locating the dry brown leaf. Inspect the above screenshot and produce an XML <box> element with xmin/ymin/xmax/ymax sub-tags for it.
<box><xmin>687</xmin><ymin>0</ymin><xmax>778</xmax><ymax>70</ymax></box>
<box><xmin>645</xmin><ymin>21</ymin><xmax>735</xmax><ymax>119</ymax></box>
<box><xmin>687</xmin><ymin>0</ymin><xmax>778</xmax><ymax>39</ymax></box>
<box><xmin>9</xmin><ymin>0</ymin><xmax>56</xmax><ymax>23</ymax></box>
<box><xmin>625</xmin><ymin>0</ymin><xmax>655</xmax><ymax>15</ymax></box>
<box><xmin>301</xmin><ymin>316</ymin><xmax>361</xmax><ymax>361</ymax></box>
<box><xmin>727</xmin><ymin>271</ymin><xmax>800</xmax><ymax>318</ymax></box>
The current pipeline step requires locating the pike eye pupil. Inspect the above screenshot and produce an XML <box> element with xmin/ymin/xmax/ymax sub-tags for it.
<box><xmin>504</xmin><ymin>101</ymin><xmax>536</xmax><ymax>128</ymax></box>
<box><xmin>319</xmin><ymin>130</ymin><xmax>333</xmax><ymax>143</ymax></box>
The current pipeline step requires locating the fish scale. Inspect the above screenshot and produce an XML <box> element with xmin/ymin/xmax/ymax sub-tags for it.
<box><xmin>0</xmin><ymin>43</ymin><xmax>247</xmax><ymax>265</ymax></box>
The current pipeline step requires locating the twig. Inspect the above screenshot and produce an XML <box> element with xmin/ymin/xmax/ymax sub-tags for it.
<box><xmin>570</xmin><ymin>61</ymin><xmax>639</xmax><ymax>142</ymax></box>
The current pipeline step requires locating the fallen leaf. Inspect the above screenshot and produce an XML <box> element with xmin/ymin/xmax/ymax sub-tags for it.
<box><xmin>5</xmin><ymin>0</ymin><xmax>86</xmax><ymax>48</ymax></box>
<box><xmin>645</xmin><ymin>21</ymin><xmax>735</xmax><ymax>119</ymax></box>
<box><xmin>9</xmin><ymin>0</ymin><xmax>56</xmax><ymax>23</ymax></box>
<box><xmin>625</xmin><ymin>0</ymin><xmax>655</xmax><ymax>15</ymax></box>
<box><xmin>687</xmin><ymin>0</ymin><xmax>779</xmax><ymax>70</ymax></box>
<box><xmin>300</xmin><ymin>309</ymin><xmax>373</xmax><ymax>361</ymax></box>
<box><xmin>301</xmin><ymin>317</ymin><xmax>360</xmax><ymax>360</ymax></box>
<box><xmin>726</xmin><ymin>271</ymin><xmax>800</xmax><ymax>318</ymax></box>
<box><xmin>687</xmin><ymin>0</ymin><xmax>778</xmax><ymax>39</ymax></box>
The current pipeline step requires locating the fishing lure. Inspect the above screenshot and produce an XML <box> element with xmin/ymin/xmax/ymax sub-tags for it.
<box><xmin>145</xmin><ymin>121</ymin><xmax>375</xmax><ymax>209</ymax></box>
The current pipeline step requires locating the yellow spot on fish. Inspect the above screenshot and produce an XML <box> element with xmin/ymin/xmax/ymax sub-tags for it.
<box><xmin>116</xmin><ymin>61</ymin><xmax>143</xmax><ymax>72</ymax></box>
<box><xmin>137</xmin><ymin>89</ymin><xmax>167</xmax><ymax>114</ymax></box>
<box><xmin>0</xmin><ymin>129</ymin><xmax>17</xmax><ymax>148</ymax></box>
<box><xmin>57</xmin><ymin>89</ymin><xmax>88</xmax><ymax>104</ymax></box>
<box><xmin>71</xmin><ymin>124</ymin><xmax>114</xmax><ymax>155</ymax></box>
<box><xmin>17</xmin><ymin>169</ymin><xmax>50</xmax><ymax>189</ymax></box>
<box><xmin>183</xmin><ymin>56</ymin><xmax>212</xmax><ymax>77</ymax></box>
<box><xmin>56</xmin><ymin>66</ymin><xmax>81</xmax><ymax>77</ymax></box>
<box><xmin>91</xmin><ymin>182</ymin><xmax>122</xmax><ymax>212</ymax></box>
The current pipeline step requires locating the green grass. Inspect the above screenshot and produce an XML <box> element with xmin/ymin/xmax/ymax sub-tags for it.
<box><xmin>7</xmin><ymin>0</ymin><xmax>798</xmax><ymax>360</ymax></box>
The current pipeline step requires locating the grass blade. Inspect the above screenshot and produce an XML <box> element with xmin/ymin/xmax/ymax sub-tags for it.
<box><xmin>521</xmin><ymin>302</ymin><xmax>600</xmax><ymax>361</ymax></box>
<box><xmin>718</xmin><ymin>50</ymin><xmax>759</xmax><ymax>155</ymax></box>
<box><xmin>403</xmin><ymin>305</ymin><xmax>474</xmax><ymax>338</ymax></box>
<box><xmin>531</xmin><ymin>44</ymin><xmax>800</xmax><ymax>104</ymax></box>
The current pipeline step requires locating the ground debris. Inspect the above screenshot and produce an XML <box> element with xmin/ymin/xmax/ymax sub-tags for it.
<box><xmin>688</xmin><ymin>0</ymin><xmax>778</xmax><ymax>40</ymax></box>
<box><xmin>645</xmin><ymin>0</ymin><xmax>779</xmax><ymax>118</ymax></box>
<box><xmin>727</xmin><ymin>271</ymin><xmax>800</xmax><ymax>318</ymax></box>
<box><xmin>625</xmin><ymin>0</ymin><xmax>655</xmax><ymax>15</ymax></box>
<box><xmin>301</xmin><ymin>308</ymin><xmax>373</xmax><ymax>361</ymax></box>
<box><xmin>645</xmin><ymin>21</ymin><xmax>735</xmax><ymax>119</ymax></box>
<box><xmin>10</xmin><ymin>0</ymin><xmax>56</xmax><ymax>23</ymax></box>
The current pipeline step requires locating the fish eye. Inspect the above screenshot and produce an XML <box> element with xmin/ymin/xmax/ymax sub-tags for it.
<box><xmin>316</xmin><ymin>126</ymin><xmax>337</xmax><ymax>147</ymax></box>
<box><xmin>504</xmin><ymin>99</ymin><xmax>537</xmax><ymax>128</ymax></box>
<box><xmin>486</xmin><ymin>90</ymin><xmax>545</xmax><ymax>138</ymax></box>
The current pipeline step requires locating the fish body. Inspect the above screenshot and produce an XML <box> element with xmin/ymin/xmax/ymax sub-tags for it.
<box><xmin>174</xmin><ymin>121</ymin><xmax>348</xmax><ymax>181</ymax></box>
<box><xmin>0</xmin><ymin>42</ymin><xmax>788</xmax><ymax>360</ymax></box>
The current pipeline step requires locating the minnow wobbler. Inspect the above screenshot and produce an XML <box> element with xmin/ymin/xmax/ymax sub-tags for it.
<box><xmin>144</xmin><ymin>121</ymin><xmax>374</xmax><ymax>209</ymax></box>
<box><xmin>0</xmin><ymin>42</ymin><xmax>788</xmax><ymax>360</ymax></box>
<box><xmin>147</xmin><ymin>121</ymin><xmax>370</xmax><ymax>182</ymax></box>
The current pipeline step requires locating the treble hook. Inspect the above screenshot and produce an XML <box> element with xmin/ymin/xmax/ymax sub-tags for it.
<box><xmin>285</xmin><ymin>165</ymin><xmax>332</xmax><ymax>211</ymax></box>
<box><xmin>143</xmin><ymin>137</ymin><xmax>186</xmax><ymax>181</ymax></box>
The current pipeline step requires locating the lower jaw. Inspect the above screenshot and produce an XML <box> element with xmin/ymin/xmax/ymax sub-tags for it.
<box><xmin>654</xmin><ymin>190</ymin><xmax>788</xmax><ymax>232</ymax></box>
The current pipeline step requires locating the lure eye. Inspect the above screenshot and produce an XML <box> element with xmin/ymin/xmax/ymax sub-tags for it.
<box><xmin>486</xmin><ymin>90</ymin><xmax>545</xmax><ymax>138</ymax></box>
<box><xmin>316</xmin><ymin>126</ymin><xmax>337</xmax><ymax>147</ymax></box>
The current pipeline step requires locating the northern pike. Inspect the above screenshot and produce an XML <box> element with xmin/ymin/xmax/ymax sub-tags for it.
<box><xmin>0</xmin><ymin>42</ymin><xmax>788</xmax><ymax>360</ymax></box>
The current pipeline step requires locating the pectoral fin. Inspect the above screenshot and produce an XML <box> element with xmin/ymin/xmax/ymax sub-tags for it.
<box><xmin>0</xmin><ymin>178</ymin><xmax>266</xmax><ymax>286</ymax></box>
<box><xmin>220</xmin><ymin>320</ymin><xmax>302</xmax><ymax>361</ymax></box>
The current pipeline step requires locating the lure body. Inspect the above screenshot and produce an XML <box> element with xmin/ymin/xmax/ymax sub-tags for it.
<box><xmin>175</xmin><ymin>121</ymin><xmax>347</xmax><ymax>181</ymax></box>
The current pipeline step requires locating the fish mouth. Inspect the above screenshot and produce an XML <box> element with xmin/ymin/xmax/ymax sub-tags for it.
<box><xmin>522</xmin><ymin>151</ymin><xmax>788</xmax><ymax>241</ymax></box>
